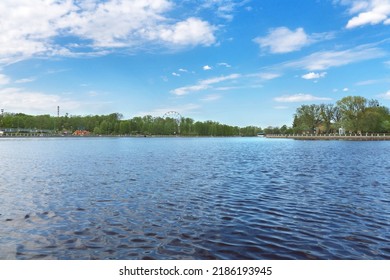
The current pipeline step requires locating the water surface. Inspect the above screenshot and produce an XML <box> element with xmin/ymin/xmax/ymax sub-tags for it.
<box><xmin>0</xmin><ymin>137</ymin><xmax>389</xmax><ymax>259</ymax></box>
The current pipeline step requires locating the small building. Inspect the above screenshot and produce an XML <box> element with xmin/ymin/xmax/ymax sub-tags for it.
<box><xmin>73</xmin><ymin>130</ymin><xmax>90</xmax><ymax>136</ymax></box>
<box><xmin>339</xmin><ymin>127</ymin><xmax>345</xmax><ymax>135</ymax></box>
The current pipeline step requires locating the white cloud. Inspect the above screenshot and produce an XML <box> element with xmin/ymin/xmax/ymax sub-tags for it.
<box><xmin>284</xmin><ymin>44</ymin><xmax>385</xmax><ymax>71</ymax></box>
<box><xmin>215</xmin><ymin>86</ymin><xmax>239</xmax><ymax>91</ymax></box>
<box><xmin>200</xmin><ymin>0</ymin><xmax>248</xmax><ymax>21</ymax></box>
<box><xmin>214</xmin><ymin>1</ymin><xmax>236</xmax><ymax>21</ymax></box>
<box><xmin>343</xmin><ymin>87</ymin><xmax>350</xmax><ymax>92</ymax></box>
<box><xmin>379</xmin><ymin>90</ymin><xmax>390</xmax><ymax>99</ymax></box>
<box><xmin>251</xmin><ymin>72</ymin><xmax>281</xmax><ymax>80</ymax></box>
<box><xmin>156</xmin><ymin>17</ymin><xmax>216</xmax><ymax>47</ymax></box>
<box><xmin>356</xmin><ymin>80</ymin><xmax>376</xmax><ymax>86</ymax></box>
<box><xmin>172</xmin><ymin>71</ymin><xmax>278</xmax><ymax>96</ymax></box>
<box><xmin>201</xmin><ymin>94</ymin><xmax>222</xmax><ymax>101</ymax></box>
<box><xmin>218</xmin><ymin>62</ymin><xmax>232</xmax><ymax>68</ymax></box>
<box><xmin>0</xmin><ymin>74</ymin><xmax>11</xmax><ymax>85</ymax></box>
<box><xmin>15</xmin><ymin>77</ymin><xmax>35</xmax><ymax>84</ymax></box>
<box><xmin>179</xmin><ymin>68</ymin><xmax>188</xmax><ymax>72</ymax></box>
<box><xmin>274</xmin><ymin>93</ymin><xmax>332</xmax><ymax>103</ymax></box>
<box><xmin>171</xmin><ymin>84</ymin><xmax>208</xmax><ymax>96</ymax></box>
<box><xmin>338</xmin><ymin>0</ymin><xmax>390</xmax><ymax>28</ymax></box>
<box><xmin>172</xmin><ymin>72</ymin><xmax>181</xmax><ymax>77</ymax></box>
<box><xmin>203</xmin><ymin>65</ymin><xmax>213</xmax><ymax>70</ymax></box>
<box><xmin>171</xmin><ymin>73</ymin><xmax>240</xmax><ymax>95</ymax></box>
<box><xmin>0</xmin><ymin>87</ymin><xmax>80</xmax><ymax>114</ymax></box>
<box><xmin>347</xmin><ymin>11</ymin><xmax>388</xmax><ymax>28</ymax></box>
<box><xmin>60</xmin><ymin>0</ymin><xmax>173</xmax><ymax>48</ymax></box>
<box><xmin>0</xmin><ymin>0</ymin><xmax>217</xmax><ymax>65</ymax></box>
<box><xmin>302</xmin><ymin>72</ymin><xmax>327</xmax><ymax>80</ymax></box>
<box><xmin>356</xmin><ymin>78</ymin><xmax>390</xmax><ymax>85</ymax></box>
<box><xmin>0</xmin><ymin>0</ymin><xmax>73</xmax><ymax>64</ymax></box>
<box><xmin>202</xmin><ymin>74</ymin><xmax>241</xmax><ymax>85</ymax></box>
<box><xmin>254</xmin><ymin>27</ymin><xmax>315</xmax><ymax>54</ymax></box>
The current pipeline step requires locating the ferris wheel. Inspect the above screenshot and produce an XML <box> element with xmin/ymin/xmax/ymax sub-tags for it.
<box><xmin>163</xmin><ymin>111</ymin><xmax>182</xmax><ymax>134</ymax></box>
<box><xmin>163</xmin><ymin>111</ymin><xmax>182</xmax><ymax>125</ymax></box>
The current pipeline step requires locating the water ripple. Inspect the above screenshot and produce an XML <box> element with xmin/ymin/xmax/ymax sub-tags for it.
<box><xmin>1</xmin><ymin>138</ymin><xmax>390</xmax><ymax>259</ymax></box>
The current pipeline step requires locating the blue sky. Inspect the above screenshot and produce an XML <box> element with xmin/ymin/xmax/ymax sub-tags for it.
<box><xmin>1</xmin><ymin>0</ymin><xmax>390</xmax><ymax>127</ymax></box>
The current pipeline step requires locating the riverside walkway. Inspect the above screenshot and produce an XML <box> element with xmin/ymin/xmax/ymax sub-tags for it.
<box><xmin>266</xmin><ymin>133</ymin><xmax>390</xmax><ymax>141</ymax></box>
<box><xmin>0</xmin><ymin>128</ymin><xmax>56</xmax><ymax>137</ymax></box>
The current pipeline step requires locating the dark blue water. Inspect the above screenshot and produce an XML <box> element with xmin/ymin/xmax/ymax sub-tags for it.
<box><xmin>0</xmin><ymin>137</ymin><xmax>389</xmax><ymax>259</ymax></box>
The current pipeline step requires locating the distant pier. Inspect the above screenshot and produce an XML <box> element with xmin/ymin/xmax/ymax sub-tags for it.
<box><xmin>266</xmin><ymin>133</ymin><xmax>390</xmax><ymax>141</ymax></box>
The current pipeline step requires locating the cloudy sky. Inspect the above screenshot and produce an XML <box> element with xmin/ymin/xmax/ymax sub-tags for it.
<box><xmin>1</xmin><ymin>0</ymin><xmax>390</xmax><ymax>127</ymax></box>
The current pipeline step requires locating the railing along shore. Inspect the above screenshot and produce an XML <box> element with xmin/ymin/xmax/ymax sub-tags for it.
<box><xmin>266</xmin><ymin>133</ymin><xmax>390</xmax><ymax>141</ymax></box>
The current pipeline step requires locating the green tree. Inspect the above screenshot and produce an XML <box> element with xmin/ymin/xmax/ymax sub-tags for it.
<box><xmin>320</xmin><ymin>104</ymin><xmax>337</xmax><ymax>133</ymax></box>
<box><xmin>293</xmin><ymin>104</ymin><xmax>322</xmax><ymax>134</ymax></box>
<box><xmin>99</xmin><ymin>120</ymin><xmax>110</xmax><ymax>134</ymax></box>
<box><xmin>119</xmin><ymin>121</ymin><xmax>130</xmax><ymax>135</ymax></box>
<box><xmin>240</xmin><ymin>126</ymin><xmax>262</xmax><ymax>136</ymax></box>
<box><xmin>180</xmin><ymin>117</ymin><xmax>195</xmax><ymax>135</ymax></box>
<box><xmin>381</xmin><ymin>120</ymin><xmax>390</xmax><ymax>132</ymax></box>
<box><xmin>336</xmin><ymin>96</ymin><xmax>368</xmax><ymax>133</ymax></box>
<box><xmin>361</xmin><ymin>105</ymin><xmax>389</xmax><ymax>133</ymax></box>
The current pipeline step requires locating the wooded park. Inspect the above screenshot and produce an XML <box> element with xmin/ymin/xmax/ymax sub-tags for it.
<box><xmin>0</xmin><ymin>111</ymin><xmax>261</xmax><ymax>137</ymax></box>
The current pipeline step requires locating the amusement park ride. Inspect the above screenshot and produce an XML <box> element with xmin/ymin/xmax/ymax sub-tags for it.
<box><xmin>163</xmin><ymin>111</ymin><xmax>182</xmax><ymax>135</ymax></box>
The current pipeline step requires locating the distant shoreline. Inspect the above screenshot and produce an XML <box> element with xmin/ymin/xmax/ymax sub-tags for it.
<box><xmin>0</xmin><ymin>134</ymin><xmax>256</xmax><ymax>139</ymax></box>
<box><xmin>2</xmin><ymin>134</ymin><xmax>390</xmax><ymax>141</ymax></box>
<box><xmin>266</xmin><ymin>134</ymin><xmax>390</xmax><ymax>141</ymax></box>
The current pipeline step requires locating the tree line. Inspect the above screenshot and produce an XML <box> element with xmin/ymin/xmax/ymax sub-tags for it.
<box><xmin>250</xmin><ymin>96</ymin><xmax>390</xmax><ymax>135</ymax></box>
<box><xmin>292</xmin><ymin>96</ymin><xmax>390</xmax><ymax>134</ymax></box>
<box><xmin>0</xmin><ymin>112</ymin><xmax>262</xmax><ymax>137</ymax></box>
<box><xmin>3</xmin><ymin>95</ymin><xmax>385</xmax><ymax>136</ymax></box>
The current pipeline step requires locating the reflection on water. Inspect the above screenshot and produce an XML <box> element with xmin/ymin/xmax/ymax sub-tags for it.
<box><xmin>0</xmin><ymin>137</ymin><xmax>390</xmax><ymax>259</ymax></box>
